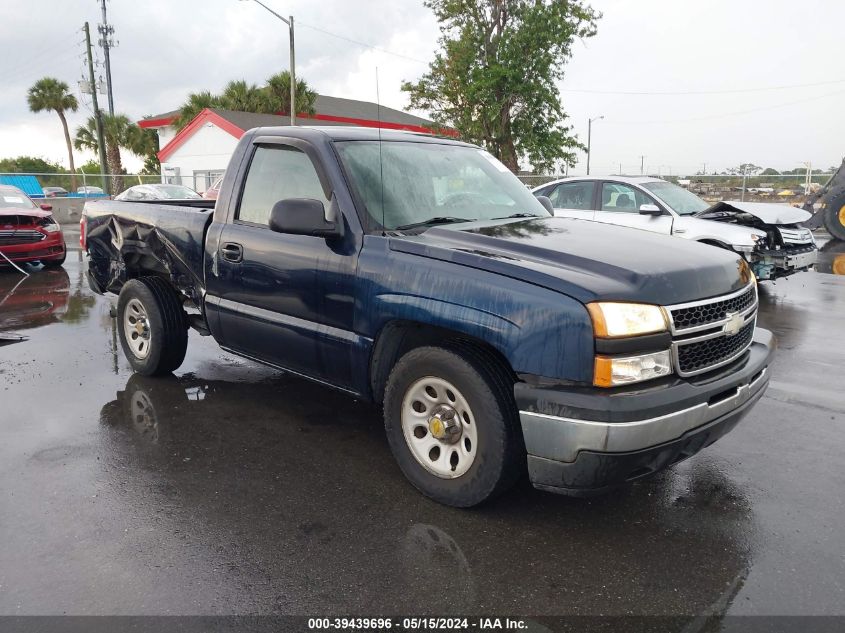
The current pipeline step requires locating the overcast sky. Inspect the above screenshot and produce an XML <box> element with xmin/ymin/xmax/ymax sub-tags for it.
<box><xmin>1</xmin><ymin>0</ymin><xmax>842</xmax><ymax>175</ymax></box>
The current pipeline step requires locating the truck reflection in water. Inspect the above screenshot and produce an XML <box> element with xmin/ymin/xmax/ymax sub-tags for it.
<box><xmin>0</xmin><ymin>268</ymin><xmax>70</xmax><ymax>332</ymax></box>
<box><xmin>98</xmin><ymin>371</ymin><xmax>757</xmax><ymax>618</ymax></box>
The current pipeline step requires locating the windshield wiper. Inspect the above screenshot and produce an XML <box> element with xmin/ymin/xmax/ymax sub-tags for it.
<box><xmin>394</xmin><ymin>216</ymin><xmax>477</xmax><ymax>231</ymax></box>
<box><xmin>490</xmin><ymin>212</ymin><xmax>542</xmax><ymax>220</ymax></box>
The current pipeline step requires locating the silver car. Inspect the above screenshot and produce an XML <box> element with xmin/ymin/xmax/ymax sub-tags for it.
<box><xmin>533</xmin><ymin>176</ymin><xmax>817</xmax><ymax>280</ymax></box>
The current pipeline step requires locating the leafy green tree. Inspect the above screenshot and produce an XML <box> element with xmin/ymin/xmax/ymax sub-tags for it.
<box><xmin>728</xmin><ymin>163</ymin><xmax>762</xmax><ymax>176</ymax></box>
<box><xmin>74</xmin><ymin>113</ymin><xmax>150</xmax><ymax>194</ymax></box>
<box><xmin>173</xmin><ymin>90</ymin><xmax>224</xmax><ymax>130</ymax></box>
<box><xmin>26</xmin><ymin>77</ymin><xmax>79</xmax><ymax>189</ymax></box>
<box><xmin>761</xmin><ymin>167</ymin><xmax>780</xmax><ymax>176</ymax></box>
<box><xmin>266</xmin><ymin>71</ymin><xmax>317</xmax><ymax>117</ymax></box>
<box><xmin>402</xmin><ymin>0</ymin><xmax>599</xmax><ymax>173</ymax></box>
<box><xmin>0</xmin><ymin>156</ymin><xmax>69</xmax><ymax>188</ymax></box>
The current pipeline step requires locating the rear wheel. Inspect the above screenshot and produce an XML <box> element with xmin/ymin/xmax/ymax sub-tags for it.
<box><xmin>117</xmin><ymin>277</ymin><xmax>188</xmax><ymax>376</ymax></box>
<box><xmin>823</xmin><ymin>193</ymin><xmax>845</xmax><ymax>241</ymax></box>
<box><xmin>383</xmin><ymin>345</ymin><xmax>522</xmax><ymax>507</ymax></box>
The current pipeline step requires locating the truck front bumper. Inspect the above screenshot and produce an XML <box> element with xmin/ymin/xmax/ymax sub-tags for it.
<box><xmin>515</xmin><ymin>328</ymin><xmax>774</xmax><ymax>496</ymax></box>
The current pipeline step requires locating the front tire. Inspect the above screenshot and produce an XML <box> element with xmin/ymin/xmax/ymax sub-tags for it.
<box><xmin>823</xmin><ymin>193</ymin><xmax>845</xmax><ymax>241</ymax></box>
<box><xmin>117</xmin><ymin>277</ymin><xmax>188</xmax><ymax>376</ymax></box>
<box><xmin>383</xmin><ymin>345</ymin><xmax>522</xmax><ymax>507</ymax></box>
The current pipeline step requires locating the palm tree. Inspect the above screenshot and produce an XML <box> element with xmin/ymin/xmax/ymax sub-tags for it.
<box><xmin>173</xmin><ymin>90</ymin><xmax>224</xmax><ymax>130</ymax></box>
<box><xmin>220</xmin><ymin>80</ymin><xmax>270</xmax><ymax>112</ymax></box>
<box><xmin>266</xmin><ymin>71</ymin><xmax>317</xmax><ymax>117</ymax></box>
<box><xmin>27</xmin><ymin>77</ymin><xmax>79</xmax><ymax>189</ymax></box>
<box><xmin>74</xmin><ymin>113</ymin><xmax>144</xmax><ymax>194</ymax></box>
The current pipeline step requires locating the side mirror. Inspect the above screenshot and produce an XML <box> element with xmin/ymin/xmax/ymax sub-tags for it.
<box><xmin>639</xmin><ymin>203</ymin><xmax>662</xmax><ymax>216</ymax></box>
<box><xmin>536</xmin><ymin>195</ymin><xmax>554</xmax><ymax>214</ymax></box>
<box><xmin>40</xmin><ymin>203</ymin><xmax>53</xmax><ymax>211</ymax></box>
<box><xmin>269</xmin><ymin>198</ymin><xmax>341</xmax><ymax>238</ymax></box>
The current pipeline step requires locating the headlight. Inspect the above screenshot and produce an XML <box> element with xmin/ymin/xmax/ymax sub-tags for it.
<box><xmin>587</xmin><ymin>302</ymin><xmax>668</xmax><ymax>338</ymax></box>
<box><xmin>594</xmin><ymin>350</ymin><xmax>673</xmax><ymax>387</ymax></box>
<box><xmin>39</xmin><ymin>216</ymin><xmax>61</xmax><ymax>233</ymax></box>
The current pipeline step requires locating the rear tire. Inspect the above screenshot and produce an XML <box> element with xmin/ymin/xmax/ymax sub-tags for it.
<box><xmin>383</xmin><ymin>344</ymin><xmax>522</xmax><ymax>507</ymax></box>
<box><xmin>823</xmin><ymin>193</ymin><xmax>845</xmax><ymax>241</ymax></box>
<box><xmin>117</xmin><ymin>277</ymin><xmax>188</xmax><ymax>376</ymax></box>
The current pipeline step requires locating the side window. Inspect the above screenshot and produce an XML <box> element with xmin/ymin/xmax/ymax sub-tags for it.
<box><xmin>237</xmin><ymin>145</ymin><xmax>330</xmax><ymax>226</ymax></box>
<box><xmin>600</xmin><ymin>183</ymin><xmax>652</xmax><ymax>213</ymax></box>
<box><xmin>549</xmin><ymin>181</ymin><xmax>594</xmax><ymax>210</ymax></box>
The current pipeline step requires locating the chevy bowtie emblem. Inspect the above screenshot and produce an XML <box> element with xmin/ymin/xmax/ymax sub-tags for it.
<box><xmin>724</xmin><ymin>312</ymin><xmax>744</xmax><ymax>336</ymax></box>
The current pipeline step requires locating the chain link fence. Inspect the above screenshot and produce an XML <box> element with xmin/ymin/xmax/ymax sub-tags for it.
<box><xmin>516</xmin><ymin>172</ymin><xmax>834</xmax><ymax>204</ymax></box>
<box><xmin>0</xmin><ymin>171</ymin><xmax>164</xmax><ymax>198</ymax></box>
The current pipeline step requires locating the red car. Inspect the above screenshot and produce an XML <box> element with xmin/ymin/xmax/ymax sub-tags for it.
<box><xmin>0</xmin><ymin>185</ymin><xmax>66</xmax><ymax>268</ymax></box>
<box><xmin>202</xmin><ymin>175</ymin><xmax>224</xmax><ymax>200</ymax></box>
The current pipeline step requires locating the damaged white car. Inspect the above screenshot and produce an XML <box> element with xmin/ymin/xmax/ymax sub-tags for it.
<box><xmin>532</xmin><ymin>176</ymin><xmax>817</xmax><ymax>280</ymax></box>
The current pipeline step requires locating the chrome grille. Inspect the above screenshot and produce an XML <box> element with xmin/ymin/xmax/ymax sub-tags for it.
<box><xmin>0</xmin><ymin>229</ymin><xmax>45</xmax><ymax>245</ymax></box>
<box><xmin>667</xmin><ymin>284</ymin><xmax>756</xmax><ymax>332</ymax></box>
<box><xmin>778</xmin><ymin>227</ymin><xmax>814</xmax><ymax>245</ymax></box>
<box><xmin>666</xmin><ymin>283</ymin><xmax>758</xmax><ymax>377</ymax></box>
<box><xmin>676</xmin><ymin>319</ymin><xmax>755</xmax><ymax>375</ymax></box>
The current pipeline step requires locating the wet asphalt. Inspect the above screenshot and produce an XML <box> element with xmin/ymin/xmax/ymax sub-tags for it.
<box><xmin>0</xmin><ymin>236</ymin><xmax>844</xmax><ymax>618</ymax></box>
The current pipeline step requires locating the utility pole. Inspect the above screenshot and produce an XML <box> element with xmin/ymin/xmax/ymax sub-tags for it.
<box><xmin>586</xmin><ymin>115</ymin><xmax>603</xmax><ymax>175</ymax></box>
<box><xmin>98</xmin><ymin>0</ymin><xmax>116</xmax><ymax>115</ymax></box>
<box><xmin>702</xmin><ymin>162</ymin><xmax>707</xmax><ymax>175</ymax></box>
<box><xmin>84</xmin><ymin>22</ymin><xmax>109</xmax><ymax>194</ymax></box>
<box><xmin>241</xmin><ymin>0</ymin><xmax>296</xmax><ymax>125</ymax></box>
<box><xmin>639</xmin><ymin>155</ymin><xmax>646</xmax><ymax>175</ymax></box>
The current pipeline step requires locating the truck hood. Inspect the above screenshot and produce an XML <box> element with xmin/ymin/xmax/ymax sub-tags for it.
<box><xmin>701</xmin><ymin>201</ymin><xmax>811</xmax><ymax>225</ymax></box>
<box><xmin>390</xmin><ymin>217</ymin><xmax>748</xmax><ymax>305</ymax></box>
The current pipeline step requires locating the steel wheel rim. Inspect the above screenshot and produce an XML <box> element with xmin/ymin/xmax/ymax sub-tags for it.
<box><xmin>401</xmin><ymin>376</ymin><xmax>478</xmax><ymax>479</ymax></box>
<box><xmin>124</xmin><ymin>298</ymin><xmax>152</xmax><ymax>359</ymax></box>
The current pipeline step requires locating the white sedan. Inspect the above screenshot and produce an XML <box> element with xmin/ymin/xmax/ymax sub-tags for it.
<box><xmin>532</xmin><ymin>175</ymin><xmax>817</xmax><ymax>280</ymax></box>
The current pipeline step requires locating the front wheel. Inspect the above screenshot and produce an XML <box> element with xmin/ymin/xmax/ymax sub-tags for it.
<box><xmin>117</xmin><ymin>277</ymin><xmax>188</xmax><ymax>376</ymax></box>
<box><xmin>823</xmin><ymin>193</ymin><xmax>845</xmax><ymax>241</ymax></box>
<box><xmin>383</xmin><ymin>345</ymin><xmax>522</xmax><ymax>507</ymax></box>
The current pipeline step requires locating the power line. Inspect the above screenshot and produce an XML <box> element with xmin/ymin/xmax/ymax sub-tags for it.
<box><xmin>297</xmin><ymin>20</ymin><xmax>429</xmax><ymax>64</ymax></box>
<box><xmin>561</xmin><ymin>77</ymin><xmax>845</xmax><ymax>96</ymax></box>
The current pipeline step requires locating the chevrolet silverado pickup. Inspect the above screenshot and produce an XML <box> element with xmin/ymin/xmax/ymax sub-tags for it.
<box><xmin>82</xmin><ymin>127</ymin><xmax>774</xmax><ymax>507</ymax></box>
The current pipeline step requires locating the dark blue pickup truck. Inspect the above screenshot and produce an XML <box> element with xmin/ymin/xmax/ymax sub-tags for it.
<box><xmin>82</xmin><ymin>127</ymin><xmax>773</xmax><ymax>507</ymax></box>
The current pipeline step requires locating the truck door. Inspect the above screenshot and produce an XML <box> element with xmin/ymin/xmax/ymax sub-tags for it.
<box><xmin>208</xmin><ymin>140</ymin><xmax>360</xmax><ymax>390</ymax></box>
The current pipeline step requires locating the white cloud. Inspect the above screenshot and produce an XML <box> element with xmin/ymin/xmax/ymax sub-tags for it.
<box><xmin>1</xmin><ymin>0</ymin><xmax>843</xmax><ymax>176</ymax></box>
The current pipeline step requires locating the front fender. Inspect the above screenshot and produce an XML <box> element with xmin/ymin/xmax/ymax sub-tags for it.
<box><xmin>357</xmin><ymin>240</ymin><xmax>594</xmax><ymax>384</ymax></box>
<box><xmin>674</xmin><ymin>217</ymin><xmax>764</xmax><ymax>248</ymax></box>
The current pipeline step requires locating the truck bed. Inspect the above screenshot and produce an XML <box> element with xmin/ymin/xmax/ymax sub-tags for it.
<box><xmin>84</xmin><ymin>199</ymin><xmax>215</xmax><ymax>306</ymax></box>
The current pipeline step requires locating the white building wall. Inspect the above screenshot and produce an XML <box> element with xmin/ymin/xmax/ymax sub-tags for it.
<box><xmin>159</xmin><ymin>123</ymin><xmax>239</xmax><ymax>192</ymax></box>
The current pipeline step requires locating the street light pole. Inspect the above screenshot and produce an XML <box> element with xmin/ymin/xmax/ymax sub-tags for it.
<box><xmin>586</xmin><ymin>115</ymin><xmax>603</xmax><ymax>175</ymax></box>
<box><xmin>240</xmin><ymin>0</ymin><xmax>296</xmax><ymax>125</ymax></box>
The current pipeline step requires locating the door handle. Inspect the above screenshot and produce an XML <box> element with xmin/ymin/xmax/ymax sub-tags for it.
<box><xmin>220</xmin><ymin>242</ymin><xmax>243</xmax><ymax>263</ymax></box>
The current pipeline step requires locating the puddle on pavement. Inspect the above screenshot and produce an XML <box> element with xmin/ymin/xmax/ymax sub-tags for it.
<box><xmin>817</xmin><ymin>239</ymin><xmax>845</xmax><ymax>275</ymax></box>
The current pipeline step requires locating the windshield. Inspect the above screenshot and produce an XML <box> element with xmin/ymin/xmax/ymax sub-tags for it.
<box><xmin>0</xmin><ymin>189</ymin><xmax>36</xmax><ymax>209</ymax></box>
<box><xmin>641</xmin><ymin>181</ymin><xmax>710</xmax><ymax>215</ymax></box>
<box><xmin>154</xmin><ymin>185</ymin><xmax>201</xmax><ymax>199</ymax></box>
<box><xmin>335</xmin><ymin>141</ymin><xmax>549</xmax><ymax>230</ymax></box>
